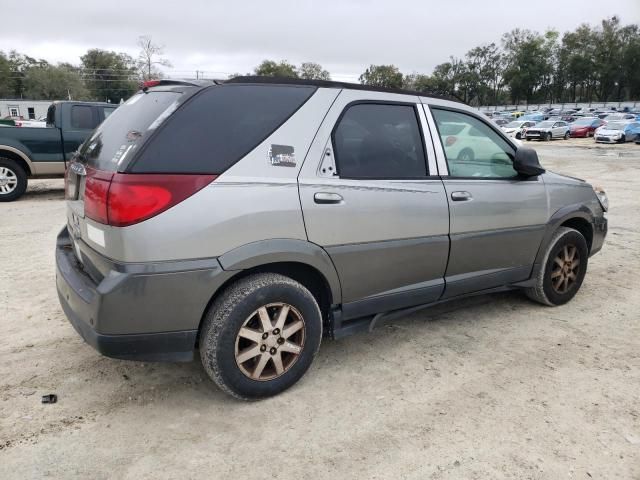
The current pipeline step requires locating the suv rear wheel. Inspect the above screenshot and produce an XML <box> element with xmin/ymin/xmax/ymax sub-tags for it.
<box><xmin>525</xmin><ymin>227</ymin><xmax>588</xmax><ymax>306</ymax></box>
<box><xmin>199</xmin><ymin>273</ymin><xmax>322</xmax><ymax>399</ymax></box>
<box><xmin>0</xmin><ymin>157</ymin><xmax>27</xmax><ymax>202</ymax></box>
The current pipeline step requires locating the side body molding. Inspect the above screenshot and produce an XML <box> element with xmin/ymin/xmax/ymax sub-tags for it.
<box><xmin>218</xmin><ymin>239</ymin><xmax>343</xmax><ymax>304</ymax></box>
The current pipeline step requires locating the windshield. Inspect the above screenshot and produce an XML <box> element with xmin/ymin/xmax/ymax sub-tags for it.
<box><xmin>505</xmin><ymin>121</ymin><xmax>522</xmax><ymax>128</ymax></box>
<box><xmin>573</xmin><ymin>118</ymin><xmax>596</xmax><ymax>126</ymax></box>
<box><xmin>537</xmin><ymin>121</ymin><xmax>554</xmax><ymax>128</ymax></box>
<box><xmin>605</xmin><ymin>122</ymin><xmax>626</xmax><ymax>130</ymax></box>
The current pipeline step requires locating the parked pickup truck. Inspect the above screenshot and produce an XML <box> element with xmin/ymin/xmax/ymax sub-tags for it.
<box><xmin>0</xmin><ymin>101</ymin><xmax>117</xmax><ymax>201</ymax></box>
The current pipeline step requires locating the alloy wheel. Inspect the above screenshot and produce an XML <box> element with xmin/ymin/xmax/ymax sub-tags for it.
<box><xmin>0</xmin><ymin>167</ymin><xmax>18</xmax><ymax>195</ymax></box>
<box><xmin>234</xmin><ymin>303</ymin><xmax>306</xmax><ymax>381</ymax></box>
<box><xmin>551</xmin><ymin>244</ymin><xmax>581</xmax><ymax>294</ymax></box>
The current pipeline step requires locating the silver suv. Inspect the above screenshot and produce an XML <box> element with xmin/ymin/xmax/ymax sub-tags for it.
<box><xmin>56</xmin><ymin>77</ymin><xmax>608</xmax><ymax>399</ymax></box>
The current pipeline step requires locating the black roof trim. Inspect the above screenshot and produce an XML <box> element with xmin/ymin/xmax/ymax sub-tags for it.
<box><xmin>225</xmin><ymin>76</ymin><xmax>464</xmax><ymax>104</ymax></box>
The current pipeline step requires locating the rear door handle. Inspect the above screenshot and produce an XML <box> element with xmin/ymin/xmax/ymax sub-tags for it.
<box><xmin>314</xmin><ymin>192</ymin><xmax>343</xmax><ymax>205</ymax></box>
<box><xmin>451</xmin><ymin>191</ymin><xmax>473</xmax><ymax>201</ymax></box>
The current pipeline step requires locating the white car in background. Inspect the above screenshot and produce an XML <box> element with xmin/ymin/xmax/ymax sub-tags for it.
<box><xmin>501</xmin><ymin>120</ymin><xmax>537</xmax><ymax>140</ymax></box>
<box><xmin>594</xmin><ymin>121</ymin><xmax>640</xmax><ymax>143</ymax></box>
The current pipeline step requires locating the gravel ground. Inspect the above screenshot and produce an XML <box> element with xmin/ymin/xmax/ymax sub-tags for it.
<box><xmin>1</xmin><ymin>139</ymin><xmax>639</xmax><ymax>479</ymax></box>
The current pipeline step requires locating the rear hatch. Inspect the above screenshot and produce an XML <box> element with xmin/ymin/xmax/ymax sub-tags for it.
<box><xmin>65</xmin><ymin>86</ymin><xmax>193</xmax><ymax>274</ymax></box>
<box><xmin>65</xmin><ymin>80</ymin><xmax>317</xmax><ymax>271</ymax></box>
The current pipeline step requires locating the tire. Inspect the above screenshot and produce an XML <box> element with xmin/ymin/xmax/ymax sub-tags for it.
<box><xmin>0</xmin><ymin>157</ymin><xmax>28</xmax><ymax>202</ymax></box>
<box><xmin>619</xmin><ymin>134</ymin><xmax>626</xmax><ymax>144</ymax></box>
<box><xmin>515</xmin><ymin>132</ymin><xmax>521</xmax><ymax>140</ymax></box>
<box><xmin>525</xmin><ymin>227</ymin><xmax>589</xmax><ymax>306</ymax></box>
<box><xmin>200</xmin><ymin>273</ymin><xmax>323</xmax><ymax>400</ymax></box>
<box><xmin>544</xmin><ymin>132</ymin><xmax>552</xmax><ymax>141</ymax></box>
<box><xmin>526</xmin><ymin>137</ymin><xmax>531</xmax><ymax>141</ymax></box>
<box><xmin>457</xmin><ymin>148</ymin><xmax>474</xmax><ymax>162</ymax></box>
<box><xmin>564</xmin><ymin>131</ymin><xmax>570</xmax><ymax>140</ymax></box>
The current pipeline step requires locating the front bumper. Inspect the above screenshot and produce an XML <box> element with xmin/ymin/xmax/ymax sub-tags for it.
<box><xmin>595</xmin><ymin>136</ymin><xmax>620</xmax><ymax>143</ymax></box>
<box><xmin>590</xmin><ymin>214</ymin><xmax>608</xmax><ymax>256</ymax></box>
<box><xmin>570</xmin><ymin>130</ymin><xmax>589</xmax><ymax>138</ymax></box>
<box><xmin>55</xmin><ymin>226</ymin><xmax>234</xmax><ymax>362</ymax></box>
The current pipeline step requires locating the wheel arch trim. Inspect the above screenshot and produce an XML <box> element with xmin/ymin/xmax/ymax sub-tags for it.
<box><xmin>218</xmin><ymin>239</ymin><xmax>342</xmax><ymax>304</ymax></box>
<box><xmin>529</xmin><ymin>204</ymin><xmax>595</xmax><ymax>278</ymax></box>
<box><xmin>0</xmin><ymin>145</ymin><xmax>35</xmax><ymax>175</ymax></box>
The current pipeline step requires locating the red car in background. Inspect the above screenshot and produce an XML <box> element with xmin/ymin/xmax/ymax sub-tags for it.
<box><xmin>570</xmin><ymin>117</ymin><xmax>606</xmax><ymax>138</ymax></box>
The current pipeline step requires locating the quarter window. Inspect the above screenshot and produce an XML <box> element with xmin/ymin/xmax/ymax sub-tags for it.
<box><xmin>432</xmin><ymin>108</ymin><xmax>517</xmax><ymax>178</ymax></box>
<box><xmin>332</xmin><ymin>103</ymin><xmax>427</xmax><ymax>179</ymax></box>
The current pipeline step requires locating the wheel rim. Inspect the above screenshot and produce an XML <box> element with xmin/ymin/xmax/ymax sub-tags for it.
<box><xmin>0</xmin><ymin>167</ymin><xmax>18</xmax><ymax>195</ymax></box>
<box><xmin>551</xmin><ymin>244</ymin><xmax>581</xmax><ymax>294</ymax></box>
<box><xmin>234</xmin><ymin>303</ymin><xmax>306</xmax><ymax>381</ymax></box>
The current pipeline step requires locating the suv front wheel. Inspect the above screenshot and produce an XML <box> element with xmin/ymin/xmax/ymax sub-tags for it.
<box><xmin>526</xmin><ymin>226</ymin><xmax>589</xmax><ymax>306</ymax></box>
<box><xmin>200</xmin><ymin>273</ymin><xmax>322</xmax><ymax>399</ymax></box>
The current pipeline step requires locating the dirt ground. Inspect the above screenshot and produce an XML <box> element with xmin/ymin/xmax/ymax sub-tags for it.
<box><xmin>1</xmin><ymin>138</ymin><xmax>639</xmax><ymax>479</ymax></box>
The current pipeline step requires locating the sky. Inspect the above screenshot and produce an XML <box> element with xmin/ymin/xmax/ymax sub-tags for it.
<box><xmin>2</xmin><ymin>0</ymin><xmax>639</xmax><ymax>81</ymax></box>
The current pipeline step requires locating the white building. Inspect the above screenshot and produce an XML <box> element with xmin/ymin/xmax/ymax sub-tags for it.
<box><xmin>0</xmin><ymin>99</ymin><xmax>53</xmax><ymax>120</ymax></box>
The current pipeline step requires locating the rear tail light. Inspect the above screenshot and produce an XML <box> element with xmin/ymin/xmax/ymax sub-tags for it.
<box><xmin>141</xmin><ymin>79</ymin><xmax>161</xmax><ymax>89</ymax></box>
<box><xmin>83</xmin><ymin>168</ymin><xmax>216</xmax><ymax>227</ymax></box>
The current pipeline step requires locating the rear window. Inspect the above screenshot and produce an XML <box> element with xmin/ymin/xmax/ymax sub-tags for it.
<box><xmin>78</xmin><ymin>91</ymin><xmax>182</xmax><ymax>171</ymax></box>
<box><xmin>71</xmin><ymin>105</ymin><xmax>94</xmax><ymax>129</ymax></box>
<box><xmin>129</xmin><ymin>84</ymin><xmax>316</xmax><ymax>174</ymax></box>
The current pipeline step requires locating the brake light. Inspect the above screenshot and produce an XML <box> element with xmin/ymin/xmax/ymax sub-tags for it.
<box><xmin>445</xmin><ymin>136</ymin><xmax>457</xmax><ymax>147</ymax></box>
<box><xmin>83</xmin><ymin>169</ymin><xmax>216</xmax><ymax>227</ymax></box>
<box><xmin>84</xmin><ymin>169</ymin><xmax>114</xmax><ymax>224</ymax></box>
<box><xmin>141</xmin><ymin>80</ymin><xmax>161</xmax><ymax>89</ymax></box>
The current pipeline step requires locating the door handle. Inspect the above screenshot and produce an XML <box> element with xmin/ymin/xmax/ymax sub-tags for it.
<box><xmin>314</xmin><ymin>192</ymin><xmax>343</xmax><ymax>205</ymax></box>
<box><xmin>451</xmin><ymin>191</ymin><xmax>472</xmax><ymax>201</ymax></box>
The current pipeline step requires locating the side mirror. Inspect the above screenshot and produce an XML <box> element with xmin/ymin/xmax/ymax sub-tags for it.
<box><xmin>513</xmin><ymin>147</ymin><xmax>545</xmax><ymax>176</ymax></box>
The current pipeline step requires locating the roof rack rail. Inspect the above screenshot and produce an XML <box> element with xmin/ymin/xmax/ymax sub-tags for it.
<box><xmin>225</xmin><ymin>76</ymin><xmax>464</xmax><ymax>104</ymax></box>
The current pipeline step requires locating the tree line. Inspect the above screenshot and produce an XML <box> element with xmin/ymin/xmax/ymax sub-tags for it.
<box><xmin>1</xmin><ymin>16</ymin><xmax>638</xmax><ymax>106</ymax></box>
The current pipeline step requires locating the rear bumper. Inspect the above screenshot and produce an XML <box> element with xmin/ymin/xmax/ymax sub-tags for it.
<box><xmin>55</xmin><ymin>226</ymin><xmax>234</xmax><ymax>362</ymax></box>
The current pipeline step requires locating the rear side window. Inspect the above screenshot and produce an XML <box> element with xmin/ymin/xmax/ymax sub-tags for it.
<box><xmin>78</xmin><ymin>91</ymin><xmax>182</xmax><ymax>171</ymax></box>
<box><xmin>130</xmin><ymin>84</ymin><xmax>316</xmax><ymax>174</ymax></box>
<box><xmin>71</xmin><ymin>106</ymin><xmax>94</xmax><ymax>129</ymax></box>
<box><xmin>332</xmin><ymin>103</ymin><xmax>427</xmax><ymax>179</ymax></box>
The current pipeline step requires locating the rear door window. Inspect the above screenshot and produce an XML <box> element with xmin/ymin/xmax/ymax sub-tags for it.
<box><xmin>70</xmin><ymin>106</ymin><xmax>95</xmax><ymax>129</ymax></box>
<box><xmin>332</xmin><ymin>103</ymin><xmax>427</xmax><ymax>179</ymax></box>
<box><xmin>130</xmin><ymin>84</ymin><xmax>316</xmax><ymax>174</ymax></box>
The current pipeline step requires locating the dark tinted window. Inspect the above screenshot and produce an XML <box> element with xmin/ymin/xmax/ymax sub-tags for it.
<box><xmin>130</xmin><ymin>84</ymin><xmax>316</xmax><ymax>174</ymax></box>
<box><xmin>332</xmin><ymin>103</ymin><xmax>427</xmax><ymax>178</ymax></box>
<box><xmin>78</xmin><ymin>91</ymin><xmax>182</xmax><ymax>171</ymax></box>
<box><xmin>71</xmin><ymin>105</ymin><xmax>94</xmax><ymax>129</ymax></box>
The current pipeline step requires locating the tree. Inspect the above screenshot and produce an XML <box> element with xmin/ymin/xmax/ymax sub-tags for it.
<box><xmin>501</xmin><ymin>29</ymin><xmax>553</xmax><ymax>104</ymax></box>
<box><xmin>22</xmin><ymin>64</ymin><xmax>88</xmax><ymax>100</ymax></box>
<box><xmin>6</xmin><ymin>51</ymin><xmax>48</xmax><ymax>98</ymax></box>
<box><xmin>137</xmin><ymin>35</ymin><xmax>171</xmax><ymax>80</ymax></box>
<box><xmin>0</xmin><ymin>51</ymin><xmax>11</xmax><ymax>98</ymax></box>
<box><xmin>80</xmin><ymin>49</ymin><xmax>138</xmax><ymax>103</ymax></box>
<box><xmin>299</xmin><ymin>62</ymin><xmax>330</xmax><ymax>80</ymax></box>
<box><xmin>254</xmin><ymin>60</ymin><xmax>298</xmax><ymax>77</ymax></box>
<box><xmin>359</xmin><ymin>65</ymin><xmax>403</xmax><ymax>88</ymax></box>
